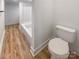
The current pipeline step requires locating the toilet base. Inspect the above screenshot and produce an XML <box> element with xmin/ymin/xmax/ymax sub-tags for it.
<box><xmin>48</xmin><ymin>38</ymin><xmax>70</xmax><ymax>59</ymax></box>
<box><xmin>51</xmin><ymin>56</ymin><xmax>55</xmax><ymax>59</ymax></box>
<box><xmin>50</xmin><ymin>54</ymin><xmax>69</xmax><ymax>59</ymax></box>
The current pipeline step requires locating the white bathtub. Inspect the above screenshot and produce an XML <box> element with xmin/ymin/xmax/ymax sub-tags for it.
<box><xmin>20</xmin><ymin>23</ymin><xmax>32</xmax><ymax>45</ymax></box>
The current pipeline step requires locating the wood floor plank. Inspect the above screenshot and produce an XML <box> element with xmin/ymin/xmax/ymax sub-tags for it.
<box><xmin>0</xmin><ymin>25</ymin><xmax>79</xmax><ymax>59</ymax></box>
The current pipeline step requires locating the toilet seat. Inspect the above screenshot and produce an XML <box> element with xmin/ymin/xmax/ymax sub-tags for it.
<box><xmin>48</xmin><ymin>38</ymin><xmax>69</xmax><ymax>55</ymax></box>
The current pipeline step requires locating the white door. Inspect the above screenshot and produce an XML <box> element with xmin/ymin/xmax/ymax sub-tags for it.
<box><xmin>0</xmin><ymin>0</ymin><xmax>4</xmax><ymax>11</ymax></box>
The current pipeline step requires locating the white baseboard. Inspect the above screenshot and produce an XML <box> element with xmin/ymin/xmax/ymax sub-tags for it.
<box><xmin>70</xmin><ymin>49</ymin><xmax>79</xmax><ymax>56</ymax></box>
<box><xmin>30</xmin><ymin>39</ymin><xmax>50</xmax><ymax>57</ymax></box>
<box><xmin>0</xmin><ymin>30</ymin><xmax>5</xmax><ymax>55</ymax></box>
<box><xmin>76</xmin><ymin>52</ymin><xmax>79</xmax><ymax>56</ymax></box>
<box><xmin>77</xmin><ymin>53</ymin><xmax>79</xmax><ymax>56</ymax></box>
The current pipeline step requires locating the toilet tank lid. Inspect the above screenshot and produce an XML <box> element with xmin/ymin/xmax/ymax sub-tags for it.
<box><xmin>49</xmin><ymin>38</ymin><xmax>69</xmax><ymax>55</ymax></box>
<box><xmin>56</xmin><ymin>25</ymin><xmax>76</xmax><ymax>32</ymax></box>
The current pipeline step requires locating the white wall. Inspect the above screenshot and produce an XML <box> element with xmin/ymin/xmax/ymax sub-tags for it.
<box><xmin>19</xmin><ymin>2</ymin><xmax>32</xmax><ymax>24</ymax></box>
<box><xmin>0</xmin><ymin>0</ymin><xmax>5</xmax><ymax>54</ymax></box>
<box><xmin>32</xmin><ymin>0</ymin><xmax>56</xmax><ymax>54</ymax></box>
<box><xmin>0</xmin><ymin>0</ymin><xmax>4</xmax><ymax>11</ymax></box>
<box><xmin>54</xmin><ymin>0</ymin><xmax>79</xmax><ymax>55</ymax></box>
<box><xmin>32</xmin><ymin>0</ymin><xmax>79</xmax><ymax>55</ymax></box>
<box><xmin>0</xmin><ymin>13</ymin><xmax>5</xmax><ymax>41</ymax></box>
<box><xmin>5</xmin><ymin>2</ymin><xmax>19</xmax><ymax>25</ymax></box>
<box><xmin>0</xmin><ymin>12</ymin><xmax>5</xmax><ymax>55</ymax></box>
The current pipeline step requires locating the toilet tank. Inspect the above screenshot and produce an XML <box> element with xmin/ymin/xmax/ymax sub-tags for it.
<box><xmin>56</xmin><ymin>25</ymin><xmax>76</xmax><ymax>43</ymax></box>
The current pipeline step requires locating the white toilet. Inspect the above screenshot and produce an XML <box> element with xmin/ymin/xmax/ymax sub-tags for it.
<box><xmin>48</xmin><ymin>25</ymin><xmax>76</xmax><ymax>59</ymax></box>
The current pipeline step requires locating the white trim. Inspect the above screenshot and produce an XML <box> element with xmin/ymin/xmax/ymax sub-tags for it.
<box><xmin>0</xmin><ymin>30</ymin><xmax>5</xmax><ymax>55</ymax></box>
<box><xmin>76</xmin><ymin>53</ymin><xmax>79</xmax><ymax>56</ymax></box>
<box><xmin>30</xmin><ymin>39</ymin><xmax>50</xmax><ymax>56</ymax></box>
<box><xmin>69</xmin><ymin>50</ymin><xmax>79</xmax><ymax>56</ymax></box>
<box><xmin>30</xmin><ymin>48</ymin><xmax>35</xmax><ymax>56</ymax></box>
<box><xmin>71</xmin><ymin>51</ymin><xmax>79</xmax><ymax>56</ymax></box>
<box><xmin>77</xmin><ymin>53</ymin><xmax>79</xmax><ymax>56</ymax></box>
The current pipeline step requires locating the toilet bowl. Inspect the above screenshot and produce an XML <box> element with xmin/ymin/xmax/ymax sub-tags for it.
<box><xmin>48</xmin><ymin>25</ymin><xmax>76</xmax><ymax>59</ymax></box>
<box><xmin>48</xmin><ymin>38</ymin><xmax>69</xmax><ymax>59</ymax></box>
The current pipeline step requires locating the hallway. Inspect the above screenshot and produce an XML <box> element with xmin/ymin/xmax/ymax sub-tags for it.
<box><xmin>0</xmin><ymin>25</ymin><xmax>50</xmax><ymax>59</ymax></box>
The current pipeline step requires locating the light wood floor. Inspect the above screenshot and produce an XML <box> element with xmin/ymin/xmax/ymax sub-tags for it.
<box><xmin>0</xmin><ymin>25</ymin><xmax>50</xmax><ymax>59</ymax></box>
<box><xmin>0</xmin><ymin>25</ymin><xmax>79</xmax><ymax>59</ymax></box>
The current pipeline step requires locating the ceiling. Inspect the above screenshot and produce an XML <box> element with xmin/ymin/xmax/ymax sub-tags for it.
<box><xmin>6</xmin><ymin>0</ymin><xmax>32</xmax><ymax>2</ymax></box>
<box><xmin>6</xmin><ymin>0</ymin><xmax>18</xmax><ymax>2</ymax></box>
